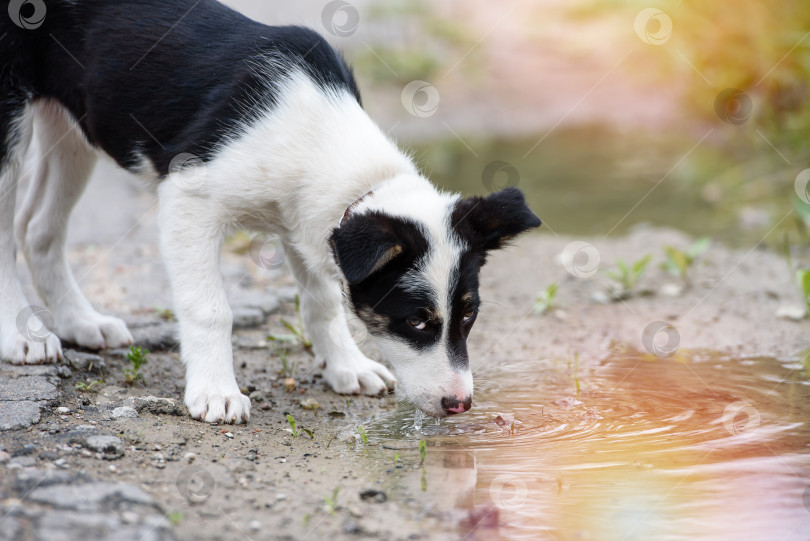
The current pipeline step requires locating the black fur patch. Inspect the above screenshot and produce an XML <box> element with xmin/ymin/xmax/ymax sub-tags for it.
<box><xmin>331</xmin><ymin>212</ymin><xmax>442</xmax><ymax>351</ymax></box>
<box><xmin>0</xmin><ymin>0</ymin><xmax>361</xmax><ymax>174</ymax></box>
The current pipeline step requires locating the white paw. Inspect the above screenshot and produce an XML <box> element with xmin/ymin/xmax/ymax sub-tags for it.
<box><xmin>56</xmin><ymin>311</ymin><xmax>133</xmax><ymax>350</ymax></box>
<box><xmin>0</xmin><ymin>330</ymin><xmax>62</xmax><ymax>365</ymax></box>
<box><xmin>323</xmin><ymin>355</ymin><xmax>396</xmax><ymax>396</ymax></box>
<box><xmin>185</xmin><ymin>382</ymin><xmax>251</xmax><ymax>424</ymax></box>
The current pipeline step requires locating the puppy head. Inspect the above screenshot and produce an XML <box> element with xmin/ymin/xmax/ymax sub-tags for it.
<box><xmin>331</xmin><ymin>186</ymin><xmax>540</xmax><ymax>417</ymax></box>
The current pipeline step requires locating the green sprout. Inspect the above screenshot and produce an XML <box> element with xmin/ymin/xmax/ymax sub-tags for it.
<box><xmin>153</xmin><ymin>307</ymin><xmax>175</xmax><ymax>321</ymax></box>
<box><xmin>394</xmin><ymin>452</ymin><xmax>400</xmax><ymax>464</ymax></box>
<box><xmin>75</xmin><ymin>379</ymin><xmax>104</xmax><ymax>392</ymax></box>
<box><xmin>285</xmin><ymin>414</ymin><xmax>298</xmax><ymax>438</ymax></box>
<box><xmin>278</xmin><ymin>349</ymin><xmax>295</xmax><ymax>378</ymax></box>
<box><xmin>662</xmin><ymin>237</ymin><xmax>710</xmax><ymax>285</ymax></box>
<box><xmin>533</xmin><ymin>283</ymin><xmax>559</xmax><ymax>315</ymax></box>
<box><xmin>419</xmin><ymin>439</ymin><xmax>427</xmax><ymax>465</ymax></box>
<box><xmin>124</xmin><ymin>346</ymin><xmax>148</xmax><ymax>384</ymax></box>
<box><xmin>605</xmin><ymin>255</ymin><xmax>652</xmax><ymax>299</ymax></box>
<box><xmin>167</xmin><ymin>512</ymin><xmax>183</xmax><ymax>526</ymax></box>
<box><xmin>324</xmin><ymin>487</ymin><xmax>340</xmax><ymax>514</ymax></box>
<box><xmin>795</xmin><ymin>268</ymin><xmax>810</xmax><ymax>315</ymax></box>
<box><xmin>268</xmin><ymin>295</ymin><xmax>312</xmax><ymax>350</ymax></box>
<box><xmin>357</xmin><ymin>425</ymin><xmax>368</xmax><ymax>449</ymax></box>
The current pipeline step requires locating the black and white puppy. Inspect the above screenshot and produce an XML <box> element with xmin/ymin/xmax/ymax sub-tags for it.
<box><xmin>0</xmin><ymin>0</ymin><xmax>540</xmax><ymax>422</ymax></box>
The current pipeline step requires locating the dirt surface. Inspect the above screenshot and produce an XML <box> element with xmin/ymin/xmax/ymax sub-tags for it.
<box><xmin>1</xmin><ymin>224</ymin><xmax>806</xmax><ymax>541</ymax></box>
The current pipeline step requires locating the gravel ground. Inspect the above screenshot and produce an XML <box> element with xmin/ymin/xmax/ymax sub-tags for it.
<box><xmin>1</xmin><ymin>224</ymin><xmax>806</xmax><ymax>540</ymax></box>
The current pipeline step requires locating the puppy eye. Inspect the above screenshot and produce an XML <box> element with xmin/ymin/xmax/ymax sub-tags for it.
<box><xmin>462</xmin><ymin>308</ymin><xmax>476</xmax><ymax>323</ymax></box>
<box><xmin>408</xmin><ymin>318</ymin><xmax>427</xmax><ymax>330</ymax></box>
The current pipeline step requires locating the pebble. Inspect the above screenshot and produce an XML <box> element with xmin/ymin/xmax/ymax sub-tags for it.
<box><xmin>224</xmin><ymin>432</ymin><xmax>234</xmax><ymax>439</ymax></box>
<box><xmin>184</xmin><ymin>452</ymin><xmax>196</xmax><ymax>464</ymax></box>
<box><xmin>112</xmin><ymin>406</ymin><xmax>139</xmax><ymax>419</ymax></box>
<box><xmin>62</xmin><ymin>350</ymin><xmax>106</xmax><ymax>372</ymax></box>
<box><xmin>123</xmin><ymin>396</ymin><xmax>184</xmax><ymax>416</ymax></box>
<box><xmin>83</xmin><ymin>435</ymin><xmax>125</xmax><ymax>460</ymax></box>
<box><xmin>776</xmin><ymin>304</ymin><xmax>807</xmax><ymax>321</ymax></box>
<box><xmin>249</xmin><ymin>520</ymin><xmax>261</xmax><ymax>531</ymax></box>
<box><xmin>300</xmin><ymin>398</ymin><xmax>320</xmax><ymax>410</ymax></box>
<box><xmin>359</xmin><ymin>488</ymin><xmax>387</xmax><ymax>503</ymax></box>
<box><xmin>0</xmin><ymin>451</ymin><xmax>10</xmax><ymax>463</ymax></box>
<box><xmin>56</xmin><ymin>407</ymin><xmax>70</xmax><ymax>414</ymax></box>
<box><xmin>232</xmin><ymin>307</ymin><xmax>266</xmax><ymax>329</ymax></box>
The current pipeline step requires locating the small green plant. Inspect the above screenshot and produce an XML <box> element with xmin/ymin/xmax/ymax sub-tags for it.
<box><xmin>167</xmin><ymin>512</ymin><xmax>183</xmax><ymax>526</ymax></box>
<box><xmin>394</xmin><ymin>452</ymin><xmax>400</xmax><ymax>464</ymax></box>
<box><xmin>606</xmin><ymin>255</ymin><xmax>652</xmax><ymax>298</ymax></box>
<box><xmin>357</xmin><ymin>425</ymin><xmax>368</xmax><ymax>449</ymax></box>
<box><xmin>324</xmin><ymin>487</ymin><xmax>340</xmax><ymax>514</ymax></box>
<box><xmin>278</xmin><ymin>349</ymin><xmax>295</xmax><ymax>378</ymax></box>
<box><xmin>285</xmin><ymin>414</ymin><xmax>298</xmax><ymax>438</ymax></box>
<box><xmin>153</xmin><ymin>307</ymin><xmax>175</xmax><ymax>321</ymax></box>
<box><xmin>124</xmin><ymin>346</ymin><xmax>148</xmax><ymax>383</ymax></box>
<box><xmin>662</xmin><ymin>237</ymin><xmax>710</xmax><ymax>285</ymax></box>
<box><xmin>268</xmin><ymin>295</ymin><xmax>312</xmax><ymax>350</ymax></box>
<box><xmin>75</xmin><ymin>379</ymin><xmax>104</xmax><ymax>392</ymax></box>
<box><xmin>533</xmin><ymin>283</ymin><xmax>559</xmax><ymax>315</ymax></box>
<box><xmin>795</xmin><ymin>267</ymin><xmax>810</xmax><ymax>315</ymax></box>
<box><xmin>419</xmin><ymin>439</ymin><xmax>427</xmax><ymax>465</ymax></box>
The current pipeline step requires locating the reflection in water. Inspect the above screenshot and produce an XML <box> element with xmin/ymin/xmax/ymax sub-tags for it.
<box><xmin>370</xmin><ymin>351</ymin><xmax>810</xmax><ymax>540</ymax></box>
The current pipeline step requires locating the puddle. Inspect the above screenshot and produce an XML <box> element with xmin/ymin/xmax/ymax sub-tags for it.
<box><xmin>365</xmin><ymin>351</ymin><xmax>810</xmax><ymax>540</ymax></box>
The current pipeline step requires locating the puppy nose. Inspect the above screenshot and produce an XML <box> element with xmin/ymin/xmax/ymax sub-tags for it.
<box><xmin>441</xmin><ymin>395</ymin><xmax>472</xmax><ymax>415</ymax></box>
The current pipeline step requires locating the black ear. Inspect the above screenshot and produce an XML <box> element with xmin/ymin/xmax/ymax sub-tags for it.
<box><xmin>330</xmin><ymin>212</ymin><xmax>426</xmax><ymax>285</ymax></box>
<box><xmin>452</xmin><ymin>187</ymin><xmax>541</xmax><ymax>252</ymax></box>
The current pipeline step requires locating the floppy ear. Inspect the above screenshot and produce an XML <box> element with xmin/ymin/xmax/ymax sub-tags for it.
<box><xmin>330</xmin><ymin>212</ymin><xmax>421</xmax><ymax>285</ymax></box>
<box><xmin>452</xmin><ymin>187</ymin><xmax>541</xmax><ymax>252</ymax></box>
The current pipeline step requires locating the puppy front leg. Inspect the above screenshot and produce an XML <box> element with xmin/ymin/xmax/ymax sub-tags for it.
<box><xmin>285</xmin><ymin>248</ymin><xmax>396</xmax><ymax>395</ymax></box>
<box><xmin>158</xmin><ymin>182</ymin><xmax>249</xmax><ymax>424</ymax></box>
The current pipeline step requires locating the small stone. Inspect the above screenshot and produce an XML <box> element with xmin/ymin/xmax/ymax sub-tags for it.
<box><xmin>359</xmin><ymin>488</ymin><xmax>387</xmax><ymax>503</ymax></box>
<box><xmin>776</xmin><ymin>304</ymin><xmax>807</xmax><ymax>321</ymax></box>
<box><xmin>224</xmin><ymin>432</ymin><xmax>234</xmax><ymax>439</ymax></box>
<box><xmin>56</xmin><ymin>365</ymin><xmax>73</xmax><ymax>379</ymax></box>
<box><xmin>8</xmin><ymin>456</ymin><xmax>35</xmax><ymax>468</ymax></box>
<box><xmin>184</xmin><ymin>452</ymin><xmax>196</xmax><ymax>464</ymax></box>
<box><xmin>275</xmin><ymin>493</ymin><xmax>287</xmax><ymax>501</ymax></box>
<box><xmin>0</xmin><ymin>451</ymin><xmax>10</xmax><ymax>463</ymax></box>
<box><xmin>83</xmin><ymin>435</ymin><xmax>125</xmax><ymax>460</ymax></box>
<box><xmin>249</xmin><ymin>520</ymin><xmax>261</xmax><ymax>531</ymax></box>
<box><xmin>112</xmin><ymin>406</ymin><xmax>139</xmax><ymax>419</ymax></box>
<box><xmin>590</xmin><ymin>291</ymin><xmax>611</xmax><ymax>305</ymax></box>
<box><xmin>63</xmin><ymin>350</ymin><xmax>105</xmax><ymax>372</ymax></box>
<box><xmin>0</xmin><ymin>401</ymin><xmax>44</xmax><ymax>431</ymax></box>
<box><xmin>300</xmin><ymin>398</ymin><xmax>320</xmax><ymax>410</ymax></box>
<box><xmin>128</xmin><ymin>321</ymin><xmax>179</xmax><ymax>351</ymax></box>
<box><xmin>660</xmin><ymin>282</ymin><xmax>684</xmax><ymax>297</ymax></box>
<box><xmin>284</xmin><ymin>378</ymin><xmax>297</xmax><ymax>392</ymax></box>
<box><xmin>232</xmin><ymin>307</ymin><xmax>265</xmax><ymax>329</ymax></box>
<box><xmin>124</xmin><ymin>396</ymin><xmax>184</xmax><ymax>416</ymax></box>
<box><xmin>56</xmin><ymin>407</ymin><xmax>70</xmax><ymax>414</ymax></box>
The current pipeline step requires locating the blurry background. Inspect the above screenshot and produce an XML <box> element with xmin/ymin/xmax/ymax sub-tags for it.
<box><xmin>224</xmin><ymin>0</ymin><xmax>810</xmax><ymax>248</ymax></box>
<box><xmin>70</xmin><ymin>0</ymin><xmax>810</xmax><ymax>250</ymax></box>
